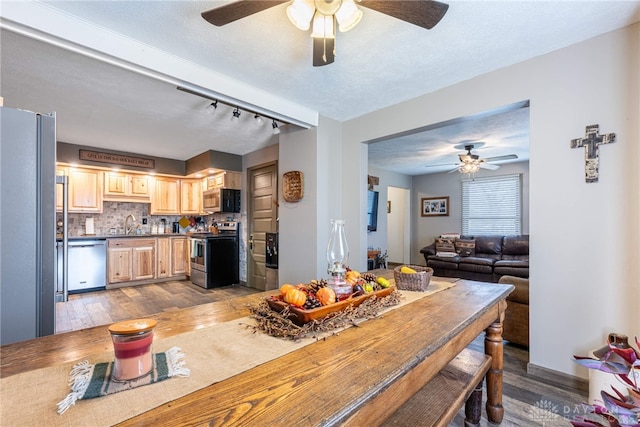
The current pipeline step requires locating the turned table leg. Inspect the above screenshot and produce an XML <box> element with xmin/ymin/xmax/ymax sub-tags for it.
<box><xmin>484</xmin><ymin>319</ymin><xmax>505</xmax><ymax>424</ymax></box>
<box><xmin>464</xmin><ymin>380</ymin><xmax>483</xmax><ymax>426</ymax></box>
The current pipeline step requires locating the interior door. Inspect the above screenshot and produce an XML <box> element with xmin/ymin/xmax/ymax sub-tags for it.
<box><xmin>247</xmin><ymin>162</ymin><xmax>277</xmax><ymax>290</ymax></box>
<box><xmin>387</xmin><ymin>186</ymin><xmax>411</xmax><ymax>264</ymax></box>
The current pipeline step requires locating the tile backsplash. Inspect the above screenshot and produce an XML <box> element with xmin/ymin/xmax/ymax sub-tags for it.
<box><xmin>58</xmin><ymin>202</ymin><xmax>239</xmax><ymax>237</ymax></box>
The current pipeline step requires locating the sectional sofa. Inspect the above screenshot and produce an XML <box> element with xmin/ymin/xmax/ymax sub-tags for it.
<box><xmin>420</xmin><ymin>235</ymin><xmax>529</xmax><ymax>283</ymax></box>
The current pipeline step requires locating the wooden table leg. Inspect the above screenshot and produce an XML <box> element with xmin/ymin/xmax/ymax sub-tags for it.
<box><xmin>484</xmin><ymin>319</ymin><xmax>505</xmax><ymax>424</ymax></box>
<box><xmin>464</xmin><ymin>380</ymin><xmax>483</xmax><ymax>426</ymax></box>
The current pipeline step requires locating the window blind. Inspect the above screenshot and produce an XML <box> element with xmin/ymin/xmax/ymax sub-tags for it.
<box><xmin>462</xmin><ymin>174</ymin><xmax>521</xmax><ymax>235</ymax></box>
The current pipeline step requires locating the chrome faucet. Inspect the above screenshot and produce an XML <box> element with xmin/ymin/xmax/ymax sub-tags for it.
<box><xmin>124</xmin><ymin>214</ymin><xmax>136</xmax><ymax>235</ymax></box>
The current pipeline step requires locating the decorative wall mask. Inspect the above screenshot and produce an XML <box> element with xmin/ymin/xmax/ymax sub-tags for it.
<box><xmin>570</xmin><ymin>124</ymin><xmax>616</xmax><ymax>183</ymax></box>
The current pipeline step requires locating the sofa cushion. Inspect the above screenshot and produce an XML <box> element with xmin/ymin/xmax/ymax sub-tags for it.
<box><xmin>474</xmin><ymin>235</ymin><xmax>503</xmax><ymax>255</ymax></box>
<box><xmin>458</xmin><ymin>262</ymin><xmax>493</xmax><ymax>274</ymax></box>
<box><xmin>435</xmin><ymin>237</ymin><xmax>455</xmax><ymax>254</ymax></box>
<box><xmin>458</xmin><ymin>256</ymin><xmax>496</xmax><ymax>267</ymax></box>
<box><xmin>454</xmin><ymin>238</ymin><xmax>476</xmax><ymax>257</ymax></box>
<box><xmin>502</xmin><ymin>235</ymin><xmax>529</xmax><ymax>256</ymax></box>
<box><xmin>427</xmin><ymin>257</ymin><xmax>460</xmax><ymax>270</ymax></box>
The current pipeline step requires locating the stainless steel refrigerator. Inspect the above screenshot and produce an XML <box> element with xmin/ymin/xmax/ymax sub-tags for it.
<box><xmin>1</xmin><ymin>106</ymin><xmax>57</xmax><ymax>345</ymax></box>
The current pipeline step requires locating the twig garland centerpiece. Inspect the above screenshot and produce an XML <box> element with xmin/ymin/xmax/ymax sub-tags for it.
<box><xmin>248</xmin><ymin>290</ymin><xmax>402</xmax><ymax>341</ymax></box>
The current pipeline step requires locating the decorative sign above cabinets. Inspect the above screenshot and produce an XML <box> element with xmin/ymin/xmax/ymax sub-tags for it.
<box><xmin>79</xmin><ymin>150</ymin><xmax>155</xmax><ymax>169</ymax></box>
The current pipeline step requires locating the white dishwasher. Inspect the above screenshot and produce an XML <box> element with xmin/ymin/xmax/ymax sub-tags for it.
<box><xmin>57</xmin><ymin>239</ymin><xmax>107</xmax><ymax>293</ymax></box>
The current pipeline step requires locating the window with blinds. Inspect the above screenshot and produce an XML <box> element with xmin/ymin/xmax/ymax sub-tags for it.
<box><xmin>462</xmin><ymin>174</ymin><xmax>522</xmax><ymax>235</ymax></box>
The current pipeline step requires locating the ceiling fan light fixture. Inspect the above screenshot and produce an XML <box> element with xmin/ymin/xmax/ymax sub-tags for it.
<box><xmin>459</xmin><ymin>163</ymin><xmax>480</xmax><ymax>174</ymax></box>
<box><xmin>286</xmin><ymin>0</ymin><xmax>315</xmax><ymax>30</ymax></box>
<box><xmin>311</xmin><ymin>12</ymin><xmax>335</xmax><ymax>39</ymax></box>
<box><xmin>272</xmin><ymin>120</ymin><xmax>281</xmax><ymax>135</ymax></box>
<box><xmin>230</xmin><ymin>107</ymin><xmax>241</xmax><ymax>122</ymax></box>
<box><xmin>335</xmin><ymin>0</ymin><xmax>362</xmax><ymax>32</ymax></box>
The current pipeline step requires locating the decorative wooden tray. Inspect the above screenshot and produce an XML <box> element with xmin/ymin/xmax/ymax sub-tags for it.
<box><xmin>266</xmin><ymin>286</ymin><xmax>395</xmax><ymax>325</ymax></box>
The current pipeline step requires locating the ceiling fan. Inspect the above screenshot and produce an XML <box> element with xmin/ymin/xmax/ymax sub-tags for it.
<box><xmin>425</xmin><ymin>143</ymin><xmax>518</xmax><ymax>174</ymax></box>
<box><xmin>201</xmin><ymin>0</ymin><xmax>449</xmax><ymax>66</ymax></box>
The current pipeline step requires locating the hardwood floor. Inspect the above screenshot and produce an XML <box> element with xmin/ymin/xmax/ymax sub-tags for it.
<box><xmin>55</xmin><ymin>280</ymin><xmax>587</xmax><ymax>426</ymax></box>
<box><xmin>55</xmin><ymin>280</ymin><xmax>261</xmax><ymax>333</ymax></box>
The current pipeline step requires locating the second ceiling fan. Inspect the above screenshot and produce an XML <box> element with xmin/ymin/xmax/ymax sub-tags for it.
<box><xmin>425</xmin><ymin>143</ymin><xmax>519</xmax><ymax>174</ymax></box>
<box><xmin>201</xmin><ymin>0</ymin><xmax>449</xmax><ymax>66</ymax></box>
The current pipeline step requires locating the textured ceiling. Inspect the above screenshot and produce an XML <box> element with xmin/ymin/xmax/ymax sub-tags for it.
<box><xmin>1</xmin><ymin>1</ymin><xmax>638</xmax><ymax>170</ymax></box>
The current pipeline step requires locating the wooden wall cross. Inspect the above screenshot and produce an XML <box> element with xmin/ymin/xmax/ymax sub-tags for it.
<box><xmin>570</xmin><ymin>124</ymin><xmax>616</xmax><ymax>183</ymax></box>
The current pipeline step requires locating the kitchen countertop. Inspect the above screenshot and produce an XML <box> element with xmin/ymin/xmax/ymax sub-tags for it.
<box><xmin>56</xmin><ymin>233</ymin><xmax>188</xmax><ymax>241</ymax></box>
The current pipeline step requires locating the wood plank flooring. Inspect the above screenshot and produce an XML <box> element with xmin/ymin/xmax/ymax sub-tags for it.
<box><xmin>55</xmin><ymin>280</ymin><xmax>260</xmax><ymax>333</ymax></box>
<box><xmin>55</xmin><ymin>280</ymin><xmax>587</xmax><ymax>426</ymax></box>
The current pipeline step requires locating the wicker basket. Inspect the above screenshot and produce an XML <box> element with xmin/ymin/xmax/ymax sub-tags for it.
<box><xmin>393</xmin><ymin>265</ymin><xmax>434</xmax><ymax>291</ymax></box>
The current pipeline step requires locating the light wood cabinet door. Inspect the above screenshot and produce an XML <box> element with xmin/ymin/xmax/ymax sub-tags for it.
<box><xmin>68</xmin><ymin>168</ymin><xmax>103</xmax><ymax>212</ymax></box>
<box><xmin>104</xmin><ymin>172</ymin><xmax>128</xmax><ymax>197</ymax></box>
<box><xmin>180</xmin><ymin>179</ymin><xmax>201</xmax><ymax>215</ymax></box>
<box><xmin>56</xmin><ymin>166</ymin><xmax>68</xmax><ymax>211</ymax></box>
<box><xmin>171</xmin><ymin>237</ymin><xmax>188</xmax><ymax>276</ymax></box>
<box><xmin>108</xmin><ymin>247</ymin><xmax>133</xmax><ymax>283</ymax></box>
<box><xmin>130</xmin><ymin>175</ymin><xmax>150</xmax><ymax>198</ymax></box>
<box><xmin>150</xmin><ymin>177</ymin><xmax>180</xmax><ymax>215</ymax></box>
<box><xmin>133</xmin><ymin>245</ymin><xmax>155</xmax><ymax>280</ymax></box>
<box><xmin>156</xmin><ymin>237</ymin><xmax>170</xmax><ymax>279</ymax></box>
<box><xmin>104</xmin><ymin>172</ymin><xmax>150</xmax><ymax>201</ymax></box>
<box><xmin>207</xmin><ymin>171</ymin><xmax>241</xmax><ymax>190</ymax></box>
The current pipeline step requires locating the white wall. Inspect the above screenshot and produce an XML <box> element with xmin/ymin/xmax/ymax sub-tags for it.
<box><xmin>412</xmin><ymin>161</ymin><xmax>530</xmax><ymax>264</ymax></box>
<box><xmin>339</xmin><ymin>23</ymin><xmax>639</xmax><ymax>378</ymax></box>
<box><xmin>366</xmin><ymin>165</ymin><xmax>412</xmax><ymax>254</ymax></box>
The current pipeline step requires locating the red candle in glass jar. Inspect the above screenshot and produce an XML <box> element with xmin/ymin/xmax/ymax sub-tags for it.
<box><xmin>108</xmin><ymin>318</ymin><xmax>157</xmax><ymax>382</ymax></box>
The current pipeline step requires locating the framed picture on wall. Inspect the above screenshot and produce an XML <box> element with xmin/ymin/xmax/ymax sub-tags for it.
<box><xmin>421</xmin><ymin>196</ymin><xmax>449</xmax><ymax>217</ymax></box>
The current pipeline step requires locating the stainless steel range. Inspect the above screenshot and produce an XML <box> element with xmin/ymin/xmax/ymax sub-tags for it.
<box><xmin>189</xmin><ymin>222</ymin><xmax>239</xmax><ymax>289</ymax></box>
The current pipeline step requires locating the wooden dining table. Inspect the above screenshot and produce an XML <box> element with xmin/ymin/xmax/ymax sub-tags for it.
<box><xmin>0</xmin><ymin>275</ymin><xmax>513</xmax><ymax>426</ymax></box>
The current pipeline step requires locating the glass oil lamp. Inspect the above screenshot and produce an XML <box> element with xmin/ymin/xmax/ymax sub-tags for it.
<box><xmin>326</xmin><ymin>219</ymin><xmax>351</xmax><ymax>300</ymax></box>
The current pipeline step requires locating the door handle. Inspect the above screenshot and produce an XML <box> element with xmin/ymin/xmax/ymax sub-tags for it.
<box><xmin>249</xmin><ymin>234</ymin><xmax>254</xmax><ymax>251</ymax></box>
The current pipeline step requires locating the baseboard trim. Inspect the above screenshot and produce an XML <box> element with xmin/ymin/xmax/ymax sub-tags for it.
<box><xmin>527</xmin><ymin>363</ymin><xmax>589</xmax><ymax>393</ymax></box>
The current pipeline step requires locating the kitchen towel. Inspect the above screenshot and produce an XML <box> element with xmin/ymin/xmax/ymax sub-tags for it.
<box><xmin>57</xmin><ymin>347</ymin><xmax>189</xmax><ymax>415</ymax></box>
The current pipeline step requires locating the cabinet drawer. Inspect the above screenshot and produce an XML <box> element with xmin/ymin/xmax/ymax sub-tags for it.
<box><xmin>108</xmin><ymin>238</ymin><xmax>156</xmax><ymax>248</ymax></box>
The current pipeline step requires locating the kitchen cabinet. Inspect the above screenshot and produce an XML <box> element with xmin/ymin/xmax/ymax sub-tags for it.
<box><xmin>171</xmin><ymin>236</ymin><xmax>188</xmax><ymax>276</ymax></box>
<box><xmin>133</xmin><ymin>244</ymin><xmax>155</xmax><ymax>280</ymax></box>
<box><xmin>108</xmin><ymin>238</ymin><xmax>155</xmax><ymax>283</ymax></box>
<box><xmin>156</xmin><ymin>237</ymin><xmax>171</xmax><ymax>279</ymax></box>
<box><xmin>150</xmin><ymin>177</ymin><xmax>180</xmax><ymax>215</ymax></box>
<box><xmin>206</xmin><ymin>171</ymin><xmax>241</xmax><ymax>190</ymax></box>
<box><xmin>180</xmin><ymin>179</ymin><xmax>202</xmax><ymax>215</ymax></box>
<box><xmin>108</xmin><ymin>246</ymin><xmax>133</xmax><ymax>283</ymax></box>
<box><xmin>56</xmin><ymin>166</ymin><xmax>67</xmax><ymax>211</ymax></box>
<box><xmin>103</xmin><ymin>172</ymin><xmax>150</xmax><ymax>201</ymax></box>
<box><xmin>56</xmin><ymin>166</ymin><xmax>103</xmax><ymax>213</ymax></box>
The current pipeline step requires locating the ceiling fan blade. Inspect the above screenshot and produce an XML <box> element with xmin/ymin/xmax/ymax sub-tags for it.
<box><xmin>313</xmin><ymin>38</ymin><xmax>335</xmax><ymax>67</ymax></box>
<box><xmin>479</xmin><ymin>163</ymin><xmax>500</xmax><ymax>171</ymax></box>
<box><xmin>358</xmin><ymin>0</ymin><xmax>449</xmax><ymax>30</ymax></box>
<box><xmin>484</xmin><ymin>154</ymin><xmax>518</xmax><ymax>162</ymax></box>
<box><xmin>202</xmin><ymin>0</ymin><xmax>287</xmax><ymax>26</ymax></box>
<box><xmin>425</xmin><ymin>162</ymin><xmax>459</xmax><ymax>168</ymax></box>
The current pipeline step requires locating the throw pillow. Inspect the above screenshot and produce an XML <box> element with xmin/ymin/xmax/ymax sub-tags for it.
<box><xmin>455</xmin><ymin>238</ymin><xmax>476</xmax><ymax>257</ymax></box>
<box><xmin>435</xmin><ymin>237</ymin><xmax>455</xmax><ymax>253</ymax></box>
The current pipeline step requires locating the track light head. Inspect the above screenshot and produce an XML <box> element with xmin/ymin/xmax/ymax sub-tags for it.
<box><xmin>254</xmin><ymin>114</ymin><xmax>265</xmax><ymax>125</ymax></box>
<box><xmin>231</xmin><ymin>107</ymin><xmax>241</xmax><ymax>122</ymax></box>
<box><xmin>272</xmin><ymin>120</ymin><xmax>280</xmax><ymax>135</ymax></box>
<box><xmin>205</xmin><ymin>101</ymin><xmax>218</xmax><ymax>115</ymax></box>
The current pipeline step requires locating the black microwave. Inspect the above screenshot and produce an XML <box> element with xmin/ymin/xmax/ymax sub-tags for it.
<box><xmin>203</xmin><ymin>188</ymin><xmax>241</xmax><ymax>213</ymax></box>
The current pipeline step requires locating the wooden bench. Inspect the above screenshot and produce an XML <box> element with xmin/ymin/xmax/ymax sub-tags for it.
<box><xmin>382</xmin><ymin>348</ymin><xmax>492</xmax><ymax>427</ymax></box>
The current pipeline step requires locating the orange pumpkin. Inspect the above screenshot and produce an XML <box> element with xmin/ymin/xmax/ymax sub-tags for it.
<box><xmin>316</xmin><ymin>287</ymin><xmax>336</xmax><ymax>306</ymax></box>
<box><xmin>280</xmin><ymin>284</ymin><xmax>296</xmax><ymax>297</ymax></box>
<box><xmin>284</xmin><ymin>288</ymin><xmax>307</xmax><ymax>307</ymax></box>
